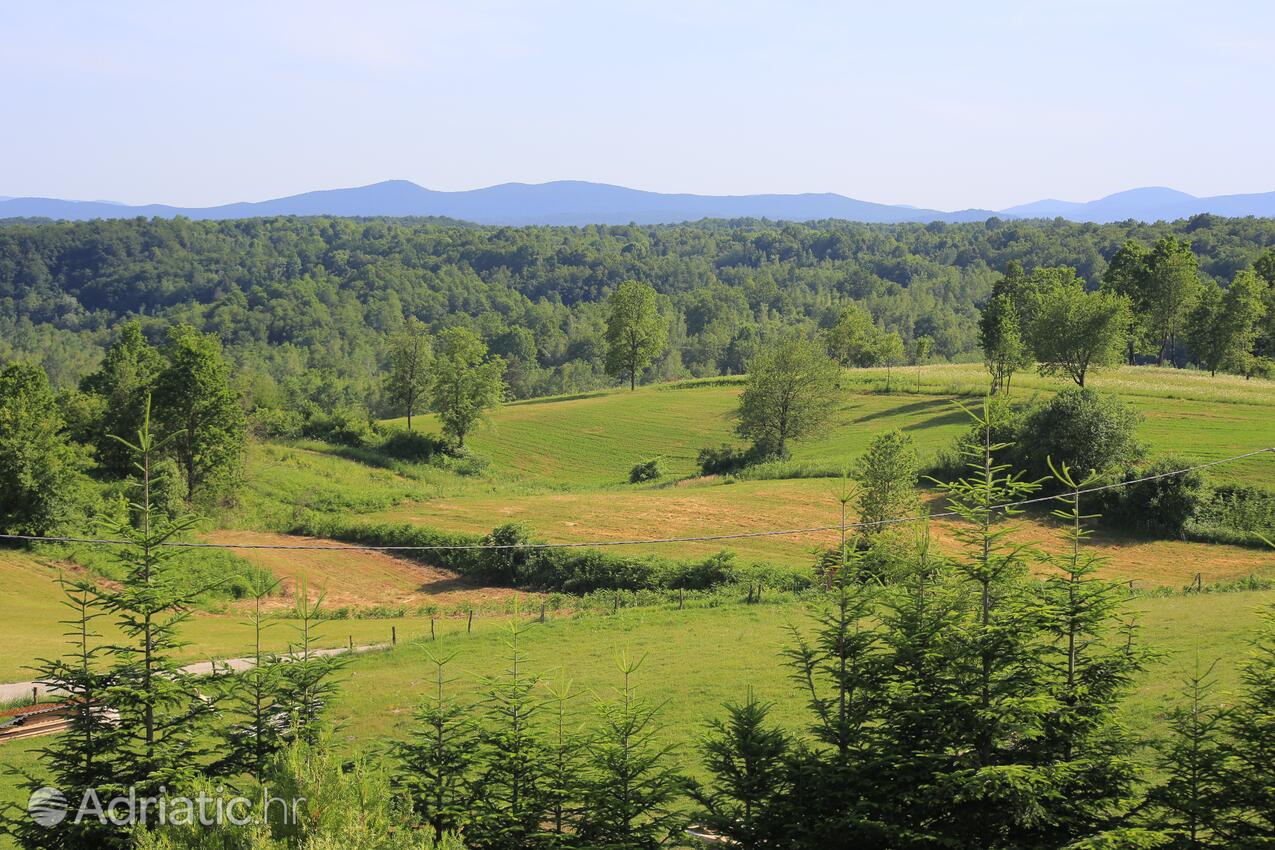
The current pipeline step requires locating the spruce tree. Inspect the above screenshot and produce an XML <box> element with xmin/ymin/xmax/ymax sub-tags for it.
<box><xmin>538</xmin><ymin>680</ymin><xmax>586</xmax><ymax>849</ymax></box>
<box><xmin>1222</xmin><ymin>604</ymin><xmax>1275</xmax><ymax>846</ymax></box>
<box><xmin>577</xmin><ymin>656</ymin><xmax>686</xmax><ymax>850</ymax></box>
<box><xmin>1148</xmin><ymin>659</ymin><xmax>1232</xmax><ymax>849</ymax></box>
<box><xmin>1029</xmin><ymin>461</ymin><xmax>1147</xmax><ymax>846</ymax></box>
<box><xmin>393</xmin><ymin>652</ymin><xmax>477</xmax><ymax>836</ymax></box>
<box><xmin>13</xmin><ymin>578</ymin><xmax>126</xmax><ymax>850</ymax></box>
<box><xmin>470</xmin><ymin>618</ymin><xmax>552</xmax><ymax>850</ymax></box>
<box><xmin>690</xmin><ymin>690</ymin><xmax>791</xmax><ymax>850</ymax></box>
<box><xmin>931</xmin><ymin>399</ymin><xmax>1054</xmax><ymax>847</ymax></box>
<box><xmin>214</xmin><ymin>574</ymin><xmax>287</xmax><ymax>785</ymax></box>
<box><xmin>100</xmin><ymin>398</ymin><xmax>215</xmax><ymax>796</ymax></box>
<box><xmin>781</xmin><ymin>552</ymin><xmax>889</xmax><ymax>847</ymax></box>
<box><xmin>875</xmin><ymin>518</ymin><xmax>971</xmax><ymax>845</ymax></box>
<box><xmin>276</xmin><ymin>579</ymin><xmax>347</xmax><ymax>744</ymax></box>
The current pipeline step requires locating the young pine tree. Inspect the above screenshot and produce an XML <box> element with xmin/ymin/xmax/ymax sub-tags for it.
<box><xmin>1221</xmin><ymin>603</ymin><xmax>1275</xmax><ymax>846</ymax></box>
<box><xmin>276</xmin><ymin>579</ymin><xmax>347</xmax><ymax>745</ymax></box>
<box><xmin>874</xmin><ymin>517</ymin><xmax>971</xmax><ymax>846</ymax></box>
<box><xmin>931</xmin><ymin>399</ymin><xmax>1055</xmax><ymax>847</ymax></box>
<box><xmin>1028</xmin><ymin>461</ymin><xmax>1147</xmax><ymax>846</ymax></box>
<box><xmin>13</xmin><ymin>578</ymin><xmax>126</xmax><ymax>850</ymax></box>
<box><xmin>538</xmin><ymin>681</ymin><xmax>587</xmax><ymax>849</ymax></box>
<box><xmin>470</xmin><ymin>617</ymin><xmax>552</xmax><ymax>850</ymax></box>
<box><xmin>1148</xmin><ymin>659</ymin><xmax>1233</xmax><ymax>850</ymax></box>
<box><xmin>577</xmin><ymin>656</ymin><xmax>686</xmax><ymax>850</ymax></box>
<box><xmin>214</xmin><ymin>573</ymin><xmax>288</xmax><ymax>785</ymax></box>
<box><xmin>393</xmin><ymin>653</ymin><xmax>477</xmax><ymax>836</ymax></box>
<box><xmin>101</xmin><ymin>398</ymin><xmax>215</xmax><ymax>796</ymax></box>
<box><xmin>781</xmin><ymin>553</ymin><xmax>889</xmax><ymax>848</ymax></box>
<box><xmin>690</xmin><ymin>690</ymin><xmax>791</xmax><ymax>850</ymax></box>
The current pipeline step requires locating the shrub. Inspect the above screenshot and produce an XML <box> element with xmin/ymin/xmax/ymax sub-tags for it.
<box><xmin>629</xmin><ymin>457</ymin><xmax>665</xmax><ymax>483</ymax></box>
<box><xmin>1194</xmin><ymin>484</ymin><xmax>1275</xmax><ymax>536</ymax></box>
<box><xmin>379</xmin><ymin>429</ymin><xmax>448</xmax><ymax>462</ymax></box>
<box><xmin>1099</xmin><ymin>457</ymin><xmax>1206</xmax><ymax>538</ymax></box>
<box><xmin>932</xmin><ymin>395</ymin><xmax>1024</xmax><ymax>479</ymax></box>
<box><xmin>302</xmin><ymin>404</ymin><xmax>376</xmax><ymax>447</ymax></box>
<box><xmin>249</xmin><ymin>405</ymin><xmax>304</xmax><ymax>439</ymax></box>
<box><xmin>291</xmin><ymin>517</ymin><xmax>751</xmax><ymax>594</ymax></box>
<box><xmin>1014</xmin><ymin>388</ymin><xmax>1143</xmax><ymax>483</ymax></box>
<box><xmin>697</xmin><ymin>443</ymin><xmax>773</xmax><ymax>476</ymax></box>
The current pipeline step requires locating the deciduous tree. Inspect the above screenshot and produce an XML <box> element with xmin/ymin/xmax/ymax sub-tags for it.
<box><xmin>430</xmin><ymin>327</ymin><xmax>506</xmax><ymax>448</ymax></box>
<box><xmin>605</xmin><ymin>281</ymin><xmax>667</xmax><ymax>390</ymax></box>
<box><xmin>387</xmin><ymin>317</ymin><xmax>434</xmax><ymax>431</ymax></box>
<box><xmin>736</xmin><ymin>333</ymin><xmax>840</xmax><ymax>458</ymax></box>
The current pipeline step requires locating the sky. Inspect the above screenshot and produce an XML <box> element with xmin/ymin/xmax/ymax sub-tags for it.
<box><xmin>3</xmin><ymin>0</ymin><xmax>1274</xmax><ymax>211</ymax></box>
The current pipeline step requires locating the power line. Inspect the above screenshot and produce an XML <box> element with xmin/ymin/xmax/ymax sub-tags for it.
<box><xmin>1</xmin><ymin>447</ymin><xmax>1271</xmax><ymax>553</ymax></box>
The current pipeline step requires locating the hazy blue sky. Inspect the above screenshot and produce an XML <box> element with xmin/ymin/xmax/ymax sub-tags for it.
<box><xmin>4</xmin><ymin>1</ymin><xmax>1273</xmax><ymax>210</ymax></box>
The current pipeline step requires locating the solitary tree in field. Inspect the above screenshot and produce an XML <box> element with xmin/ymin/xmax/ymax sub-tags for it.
<box><xmin>911</xmin><ymin>334</ymin><xmax>934</xmax><ymax>391</ymax></box>
<box><xmin>979</xmin><ymin>293</ymin><xmax>1029</xmax><ymax>394</ymax></box>
<box><xmin>736</xmin><ymin>333</ymin><xmax>840</xmax><ymax>458</ymax></box>
<box><xmin>1028</xmin><ymin>272</ymin><xmax>1130</xmax><ymax>387</ymax></box>
<box><xmin>877</xmin><ymin>330</ymin><xmax>905</xmax><ymax>393</ymax></box>
<box><xmin>605</xmin><ymin>280</ymin><xmax>667</xmax><ymax>390</ymax></box>
<box><xmin>387</xmin><ymin>317</ymin><xmax>434</xmax><ymax>431</ymax></box>
<box><xmin>854</xmin><ymin>429</ymin><xmax>919</xmax><ymax>536</ymax></box>
<box><xmin>430</xmin><ymin>327</ymin><xmax>506</xmax><ymax>448</ymax></box>
<box><xmin>151</xmin><ymin>324</ymin><xmax>244</xmax><ymax>502</ymax></box>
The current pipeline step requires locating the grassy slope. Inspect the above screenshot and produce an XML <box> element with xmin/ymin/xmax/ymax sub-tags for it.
<box><xmin>4</xmin><ymin>590</ymin><xmax>1271</xmax><ymax>827</ymax></box>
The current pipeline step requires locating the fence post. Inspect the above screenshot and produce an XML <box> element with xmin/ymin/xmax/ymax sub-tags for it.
<box><xmin>431</xmin><ymin>618</ymin><xmax>436</xmax><ymax>641</ymax></box>
<box><xmin>348</xmin><ymin>635</ymin><xmax>353</xmax><ymax>651</ymax></box>
<box><xmin>32</xmin><ymin>686</ymin><xmax>38</xmax><ymax>706</ymax></box>
<box><xmin>540</xmin><ymin>601</ymin><xmax>546</xmax><ymax>623</ymax></box>
<box><xmin>391</xmin><ymin>626</ymin><xmax>397</xmax><ymax>646</ymax></box>
<box><xmin>467</xmin><ymin>609</ymin><xmax>474</xmax><ymax>634</ymax></box>
<box><xmin>679</xmin><ymin>590</ymin><xmax>684</xmax><ymax>610</ymax></box>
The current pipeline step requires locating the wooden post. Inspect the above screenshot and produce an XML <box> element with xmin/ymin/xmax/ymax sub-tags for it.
<box><xmin>678</xmin><ymin>590</ymin><xmax>684</xmax><ymax>610</ymax></box>
<box><xmin>430</xmin><ymin>618</ymin><xmax>436</xmax><ymax>641</ymax></box>
<box><xmin>32</xmin><ymin>686</ymin><xmax>38</xmax><ymax>706</ymax></box>
<box><xmin>539</xmin><ymin>601</ymin><xmax>546</xmax><ymax>623</ymax></box>
<box><xmin>613</xmin><ymin>593</ymin><xmax>619</xmax><ymax>613</ymax></box>
<box><xmin>391</xmin><ymin>626</ymin><xmax>397</xmax><ymax>646</ymax></box>
<box><xmin>348</xmin><ymin>635</ymin><xmax>353</xmax><ymax>651</ymax></box>
<box><xmin>467</xmin><ymin>610</ymin><xmax>473</xmax><ymax>634</ymax></box>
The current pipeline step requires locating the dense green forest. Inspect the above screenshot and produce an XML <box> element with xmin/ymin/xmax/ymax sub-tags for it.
<box><xmin>4</xmin><ymin>215</ymin><xmax>1275</xmax><ymax>412</ymax></box>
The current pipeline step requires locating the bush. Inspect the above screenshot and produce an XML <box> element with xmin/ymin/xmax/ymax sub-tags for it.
<box><xmin>629</xmin><ymin>457</ymin><xmax>665</xmax><ymax>483</ymax></box>
<box><xmin>249</xmin><ymin>406</ymin><xmax>303</xmax><ymax>439</ymax></box>
<box><xmin>1014</xmin><ymin>388</ymin><xmax>1143</xmax><ymax>483</ymax></box>
<box><xmin>697</xmin><ymin>443</ymin><xmax>773</xmax><ymax>476</ymax></box>
<box><xmin>291</xmin><ymin>516</ymin><xmax>751</xmax><ymax>594</ymax></box>
<box><xmin>1194</xmin><ymin>484</ymin><xmax>1275</xmax><ymax>536</ymax></box>
<box><xmin>302</xmin><ymin>404</ymin><xmax>376</xmax><ymax>447</ymax></box>
<box><xmin>378</xmin><ymin>429</ymin><xmax>448</xmax><ymax>462</ymax></box>
<box><xmin>1099</xmin><ymin>457</ymin><xmax>1206</xmax><ymax>538</ymax></box>
<box><xmin>932</xmin><ymin>395</ymin><xmax>1024</xmax><ymax>479</ymax></box>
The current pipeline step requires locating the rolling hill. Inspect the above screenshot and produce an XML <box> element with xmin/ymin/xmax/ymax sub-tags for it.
<box><xmin>6</xmin><ymin>180</ymin><xmax>1275</xmax><ymax>225</ymax></box>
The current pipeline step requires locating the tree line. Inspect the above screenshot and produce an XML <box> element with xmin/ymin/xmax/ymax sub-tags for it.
<box><xmin>4</xmin><ymin>215</ymin><xmax>1275</xmax><ymax>412</ymax></box>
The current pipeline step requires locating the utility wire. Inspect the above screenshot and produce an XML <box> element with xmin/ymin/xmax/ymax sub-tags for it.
<box><xmin>1</xmin><ymin>447</ymin><xmax>1271</xmax><ymax>553</ymax></box>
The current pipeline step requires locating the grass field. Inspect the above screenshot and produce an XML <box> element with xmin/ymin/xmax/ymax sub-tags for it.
<box><xmin>3</xmin><ymin>362</ymin><xmax>1274</xmax><ymax>847</ymax></box>
<box><xmin>4</xmin><ymin>588</ymin><xmax>1271</xmax><ymax>833</ymax></box>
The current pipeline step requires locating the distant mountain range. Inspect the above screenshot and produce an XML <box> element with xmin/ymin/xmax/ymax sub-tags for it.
<box><xmin>3</xmin><ymin>180</ymin><xmax>1275</xmax><ymax>226</ymax></box>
